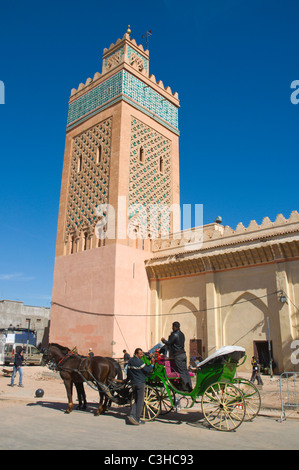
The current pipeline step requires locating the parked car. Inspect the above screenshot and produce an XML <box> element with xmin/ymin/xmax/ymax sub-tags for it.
<box><xmin>4</xmin><ymin>343</ymin><xmax>43</xmax><ymax>366</ymax></box>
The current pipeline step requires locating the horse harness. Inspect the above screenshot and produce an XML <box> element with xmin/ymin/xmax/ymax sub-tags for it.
<box><xmin>45</xmin><ymin>349</ymin><xmax>126</xmax><ymax>401</ymax></box>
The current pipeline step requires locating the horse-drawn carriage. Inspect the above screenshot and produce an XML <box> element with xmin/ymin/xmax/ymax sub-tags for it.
<box><xmin>42</xmin><ymin>343</ymin><xmax>260</xmax><ymax>432</ymax></box>
<box><xmin>139</xmin><ymin>345</ymin><xmax>261</xmax><ymax>431</ymax></box>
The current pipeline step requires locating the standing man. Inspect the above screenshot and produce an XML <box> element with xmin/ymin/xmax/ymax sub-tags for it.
<box><xmin>9</xmin><ymin>348</ymin><xmax>24</xmax><ymax>387</ymax></box>
<box><xmin>127</xmin><ymin>348</ymin><xmax>155</xmax><ymax>425</ymax></box>
<box><xmin>250</xmin><ymin>356</ymin><xmax>264</xmax><ymax>385</ymax></box>
<box><xmin>161</xmin><ymin>321</ymin><xmax>192</xmax><ymax>392</ymax></box>
<box><xmin>123</xmin><ymin>349</ymin><xmax>130</xmax><ymax>374</ymax></box>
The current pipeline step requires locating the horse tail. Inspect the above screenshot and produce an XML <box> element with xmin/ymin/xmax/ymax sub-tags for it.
<box><xmin>114</xmin><ymin>361</ymin><xmax>123</xmax><ymax>380</ymax></box>
<box><xmin>105</xmin><ymin>357</ymin><xmax>123</xmax><ymax>381</ymax></box>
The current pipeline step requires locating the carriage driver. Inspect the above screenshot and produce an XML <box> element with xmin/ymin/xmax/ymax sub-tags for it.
<box><xmin>127</xmin><ymin>348</ymin><xmax>155</xmax><ymax>425</ymax></box>
<box><xmin>161</xmin><ymin>322</ymin><xmax>193</xmax><ymax>392</ymax></box>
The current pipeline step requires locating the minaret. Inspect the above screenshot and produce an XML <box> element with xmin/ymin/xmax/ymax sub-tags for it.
<box><xmin>50</xmin><ymin>28</ymin><xmax>180</xmax><ymax>356</ymax></box>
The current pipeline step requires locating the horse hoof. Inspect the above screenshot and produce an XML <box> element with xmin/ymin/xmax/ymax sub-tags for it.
<box><xmin>65</xmin><ymin>404</ymin><xmax>73</xmax><ymax>414</ymax></box>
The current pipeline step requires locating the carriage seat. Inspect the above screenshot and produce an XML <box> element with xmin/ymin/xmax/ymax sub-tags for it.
<box><xmin>165</xmin><ymin>359</ymin><xmax>180</xmax><ymax>378</ymax></box>
<box><xmin>159</xmin><ymin>358</ymin><xmax>195</xmax><ymax>379</ymax></box>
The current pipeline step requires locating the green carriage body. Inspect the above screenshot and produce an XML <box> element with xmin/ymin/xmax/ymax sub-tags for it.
<box><xmin>139</xmin><ymin>346</ymin><xmax>261</xmax><ymax>430</ymax></box>
<box><xmin>143</xmin><ymin>349</ymin><xmax>244</xmax><ymax>408</ymax></box>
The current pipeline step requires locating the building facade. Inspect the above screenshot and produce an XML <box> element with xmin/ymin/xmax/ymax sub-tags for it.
<box><xmin>0</xmin><ymin>300</ymin><xmax>50</xmax><ymax>347</ymax></box>
<box><xmin>146</xmin><ymin>214</ymin><xmax>299</xmax><ymax>373</ymax></box>
<box><xmin>50</xmin><ymin>30</ymin><xmax>299</xmax><ymax>373</ymax></box>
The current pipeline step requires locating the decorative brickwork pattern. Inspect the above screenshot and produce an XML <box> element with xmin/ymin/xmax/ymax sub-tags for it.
<box><xmin>104</xmin><ymin>46</ymin><xmax>125</xmax><ymax>69</ymax></box>
<box><xmin>65</xmin><ymin>118</ymin><xmax>112</xmax><ymax>242</ymax></box>
<box><xmin>127</xmin><ymin>45</ymin><xmax>148</xmax><ymax>73</ymax></box>
<box><xmin>129</xmin><ymin>117</ymin><xmax>172</xmax><ymax>236</ymax></box>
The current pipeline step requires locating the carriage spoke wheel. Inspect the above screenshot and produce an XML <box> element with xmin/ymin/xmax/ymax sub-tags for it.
<box><xmin>159</xmin><ymin>387</ymin><xmax>175</xmax><ymax>415</ymax></box>
<box><xmin>233</xmin><ymin>377</ymin><xmax>261</xmax><ymax>421</ymax></box>
<box><xmin>140</xmin><ymin>385</ymin><xmax>161</xmax><ymax>422</ymax></box>
<box><xmin>201</xmin><ymin>382</ymin><xmax>246</xmax><ymax>431</ymax></box>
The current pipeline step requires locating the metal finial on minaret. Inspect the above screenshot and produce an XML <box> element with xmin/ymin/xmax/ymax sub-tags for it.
<box><xmin>127</xmin><ymin>25</ymin><xmax>131</xmax><ymax>35</ymax></box>
<box><xmin>142</xmin><ymin>30</ymin><xmax>152</xmax><ymax>50</ymax></box>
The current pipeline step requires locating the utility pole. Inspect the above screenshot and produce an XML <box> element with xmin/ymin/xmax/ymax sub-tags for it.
<box><xmin>266</xmin><ymin>317</ymin><xmax>273</xmax><ymax>378</ymax></box>
<box><xmin>26</xmin><ymin>318</ymin><xmax>31</xmax><ymax>354</ymax></box>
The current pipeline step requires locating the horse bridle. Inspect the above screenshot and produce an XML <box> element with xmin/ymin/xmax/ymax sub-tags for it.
<box><xmin>42</xmin><ymin>347</ymin><xmax>122</xmax><ymax>400</ymax></box>
<box><xmin>42</xmin><ymin>347</ymin><xmax>58</xmax><ymax>371</ymax></box>
<box><xmin>42</xmin><ymin>347</ymin><xmax>87</xmax><ymax>372</ymax></box>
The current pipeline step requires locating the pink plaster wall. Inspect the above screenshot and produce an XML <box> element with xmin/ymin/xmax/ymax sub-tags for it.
<box><xmin>113</xmin><ymin>244</ymin><xmax>151</xmax><ymax>357</ymax></box>
<box><xmin>50</xmin><ymin>243</ymin><xmax>151</xmax><ymax>358</ymax></box>
<box><xmin>50</xmin><ymin>244</ymin><xmax>117</xmax><ymax>356</ymax></box>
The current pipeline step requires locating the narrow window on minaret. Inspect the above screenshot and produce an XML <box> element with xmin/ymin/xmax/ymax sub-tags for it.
<box><xmin>139</xmin><ymin>147</ymin><xmax>144</xmax><ymax>163</ymax></box>
<box><xmin>96</xmin><ymin>145</ymin><xmax>102</xmax><ymax>164</ymax></box>
<box><xmin>159</xmin><ymin>156</ymin><xmax>164</xmax><ymax>174</ymax></box>
<box><xmin>83</xmin><ymin>232</ymin><xmax>88</xmax><ymax>251</ymax></box>
<box><xmin>77</xmin><ymin>156</ymin><xmax>82</xmax><ymax>173</ymax></box>
<box><xmin>71</xmin><ymin>235</ymin><xmax>76</xmax><ymax>254</ymax></box>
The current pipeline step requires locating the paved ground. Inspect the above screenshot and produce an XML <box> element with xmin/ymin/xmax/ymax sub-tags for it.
<box><xmin>0</xmin><ymin>365</ymin><xmax>298</xmax><ymax>450</ymax></box>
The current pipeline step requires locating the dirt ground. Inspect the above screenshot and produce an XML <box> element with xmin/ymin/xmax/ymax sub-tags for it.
<box><xmin>1</xmin><ymin>364</ymin><xmax>295</xmax><ymax>420</ymax></box>
<box><xmin>0</xmin><ymin>365</ymin><xmax>102</xmax><ymax>409</ymax></box>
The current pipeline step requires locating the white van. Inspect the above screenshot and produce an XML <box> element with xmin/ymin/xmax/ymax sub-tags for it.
<box><xmin>4</xmin><ymin>343</ymin><xmax>43</xmax><ymax>366</ymax></box>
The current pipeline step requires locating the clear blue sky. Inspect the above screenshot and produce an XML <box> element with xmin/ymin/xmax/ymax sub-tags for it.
<box><xmin>0</xmin><ymin>0</ymin><xmax>298</xmax><ymax>307</ymax></box>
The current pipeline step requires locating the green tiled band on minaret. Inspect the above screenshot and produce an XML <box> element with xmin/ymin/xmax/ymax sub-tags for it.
<box><xmin>67</xmin><ymin>70</ymin><xmax>178</xmax><ymax>133</ymax></box>
<box><xmin>67</xmin><ymin>31</ymin><xmax>179</xmax><ymax>134</ymax></box>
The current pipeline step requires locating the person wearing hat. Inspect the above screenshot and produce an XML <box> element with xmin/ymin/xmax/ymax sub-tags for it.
<box><xmin>9</xmin><ymin>348</ymin><xmax>25</xmax><ymax>387</ymax></box>
<box><xmin>88</xmin><ymin>348</ymin><xmax>94</xmax><ymax>357</ymax></box>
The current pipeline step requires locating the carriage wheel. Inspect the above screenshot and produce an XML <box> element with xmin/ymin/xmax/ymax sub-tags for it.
<box><xmin>159</xmin><ymin>387</ymin><xmax>175</xmax><ymax>415</ymax></box>
<box><xmin>201</xmin><ymin>382</ymin><xmax>246</xmax><ymax>431</ymax></box>
<box><xmin>140</xmin><ymin>385</ymin><xmax>161</xmax><ymax>422</ymax></box>
<box><xmin>233</xmin><ymin>377</ymin><xmax>261</xmax><ymax>421</ymax></box>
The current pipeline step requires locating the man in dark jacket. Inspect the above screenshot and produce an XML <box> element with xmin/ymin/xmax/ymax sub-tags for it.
<box><xmin>250</xmin><ymin>356</ymin><xmax>263</xmax><ymax>385</ymax></box>
<box><xmin>127</xmin><ymin>348</ymin><xmax>155</xmax><ymax>425</ymax></box>
<box><xmin>161</xmin><ymin>322</ymin><xmax>192</xmax><ymax>392</ymax></box>
<box><xmin>9</xmin><ymin>348</ymin><xmax>24</xmax><ymax>387</ymax></box>
<box><xmin>123</xmin><ymin>349</ymin><xmax>130</xmax><ymax>374</ymax></box>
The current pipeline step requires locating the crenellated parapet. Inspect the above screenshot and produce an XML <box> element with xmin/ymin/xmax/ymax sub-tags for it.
<box><xmin>102</xmin><ymin>33</ymin><xmax>149</xmax><ymax>78</ymax></box>
<box><xmin>146</xmin><ymin>211</ymin><xmax>299</xmax><ymax>279</ymax></box>
<box><xmin>70</xmin><ymin>31</ymin><xmax>178</xmax><ymax>101</ymax></box>
<box><xmin>68</xmin><ymin>30</ymin><xmax>179</xmax><ymax>130</ymax></box>
<box><xmin>151</xmin><ymin>211</ymin><xmax>299</xmax><ymax>254</ymax></box>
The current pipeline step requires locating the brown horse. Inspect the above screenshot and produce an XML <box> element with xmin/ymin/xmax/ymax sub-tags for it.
<box><xmin>42</xmin><ymin>343</ymin><xmax>116</xmax><ymax>415</ymax></box>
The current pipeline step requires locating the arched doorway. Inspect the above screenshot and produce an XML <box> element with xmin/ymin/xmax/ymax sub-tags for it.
<box><xmin>223</xmin><ymin>292</ymin><xmax>273</xmax><ymax>372</ymax></box>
